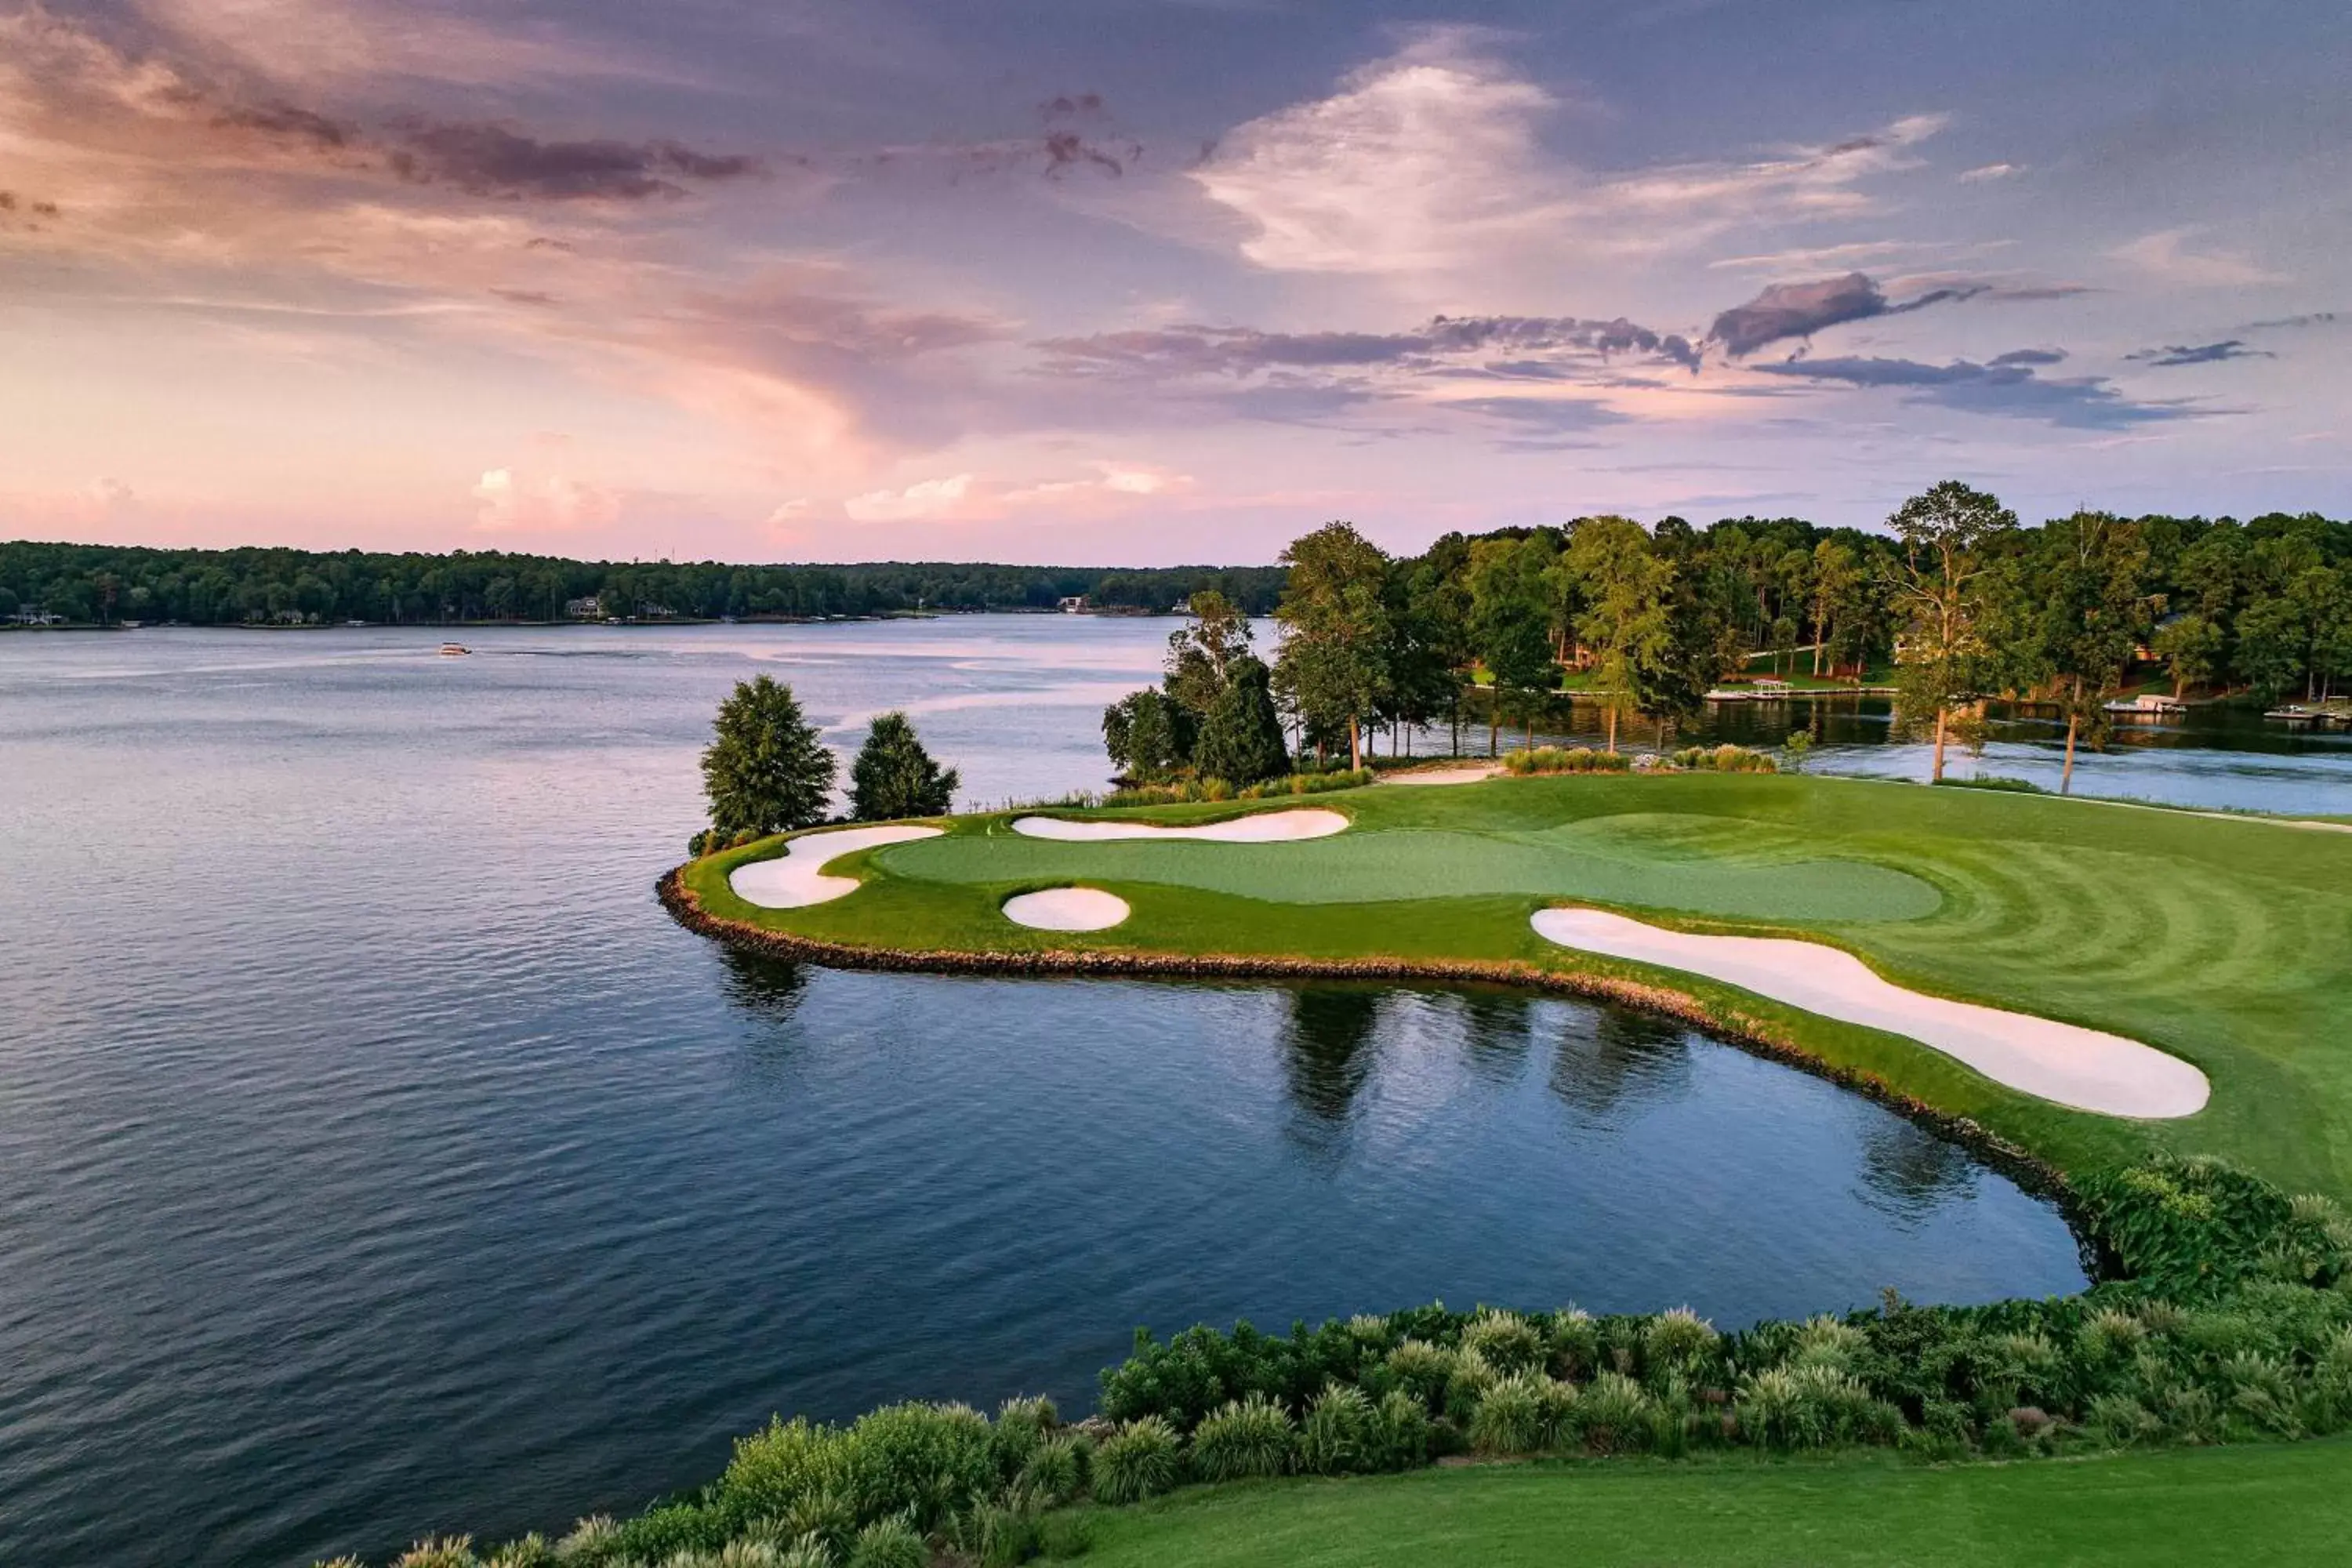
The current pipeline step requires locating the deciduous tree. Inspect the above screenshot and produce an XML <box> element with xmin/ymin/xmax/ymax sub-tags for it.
<box><xmin>1886</xmin><ymin>481</ymin><xmax>2017</xmax><ymax>782</ymax></box>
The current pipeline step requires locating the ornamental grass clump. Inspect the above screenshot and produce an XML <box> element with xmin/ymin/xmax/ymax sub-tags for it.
<box><xmin>840</xmin><ymin>1402</ymin><xmax>998</xmax><ymax>1535</ymax></box>
<box><xmin>843</xmin><ymin>1517</ymin><xmax>926</xmax><ymax>1568</ymax></box>
<box><xmin>1568</xmin><ymin>1371</ymin><xmax>1653</xmax><ymax>1455</ymax></box>
<box><xmin>1504</xmin><ymin>746</ymin><xmax>1629</xmax><ymax>775</ymax></box>
<box><xmin>1460</xmin><ymin>1308</ymin><xmax>1548</xmax><ymax>1374</ymax></box>
<box><xmin>1297</xmin><ymin>1383</ymin><xmax>1374</xmax><ymax>1474</ymax></box>
<box><xmin>1643</xmin><ymin>1307</ymin><xmax>1719</xmax><ymax>1375</ymax></box>
<box><xmin>1381</xmin><ymin>1338</ymin><xmax>1455</xmax><ymax>1410</ymax></box>
<box><xmin>1669</xmin><ymin>744</ymin><xmax>1778</xmax><ymax>773</ymax></box>
<box><xmin>1467</xmin><ymin>1371</ymin><xmax>1567</xmax><ymax>1455</ymax></box>
<box><xmin>1012</xmin><ymin>1432</ymin><xmax>1088</xmax><ymax>1508</ymax></box>
<box><xmin>1090</xmin><ymin>1416</ymin><xmax>1181</xmax><ymax>1504</ymax></box>
<box><xmin>1188</xmin><ymin>1392</ymin><xmax>1296</xmax><ymax>1482</ymax></box>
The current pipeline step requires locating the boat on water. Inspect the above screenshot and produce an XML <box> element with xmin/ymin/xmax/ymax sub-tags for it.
<box><xmin>2103</xmin><ymin>692</ymin><xmax>2185</xmax><ymax>717</ymax></box>
<box><xmin>438</xmin><ymin>642</ymin><xmax>470</xmax><ymax>657</ymax></box>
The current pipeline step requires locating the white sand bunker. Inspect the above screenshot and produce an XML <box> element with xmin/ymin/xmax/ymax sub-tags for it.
<box><xmin>729</xmin><ymin>824</ymin><xmax>942</xmax><ymax>909</ymax></box>
<box><xmin>1010</xmin><ymin>808</ymin><xmax>1348</xmax><ymax>842</ymax></box>
<box><xmin>1003</xmin><ymin>887</ymin><xmax>1131</xmax><ymax>931</ymax></box>
<box><xmin>1530</xmin><ymin>907</ymin><xmax>2209</xmax><ymax>1120</ymax></box>
<box><xmin>1381</xmin><ymin>764</ymin><xmax>1504</xmax><ymax>786</ymax></box>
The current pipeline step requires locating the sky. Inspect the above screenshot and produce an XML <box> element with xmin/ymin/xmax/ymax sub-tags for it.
<box><xmin>2</xmin><ymin>1</ymin><xmax>2347</xmax><ymax>564</ymax></box>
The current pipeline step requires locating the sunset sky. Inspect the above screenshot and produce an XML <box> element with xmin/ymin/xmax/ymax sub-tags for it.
<box><xmin>3</xmin><ymin>1</ymin><xmax>2346</xmax><ymax>563</ymax></box>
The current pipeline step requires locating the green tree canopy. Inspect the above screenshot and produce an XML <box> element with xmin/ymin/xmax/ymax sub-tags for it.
<box><xmin>1466</xmin><ymin>535</ymin><xmax>1559</xmax><ymax>753</ymax></box>
<box><xmin>1887</xmin><ymin>480</ymin><xmax>2018</xmax><ymax>782</ymax></box>
<box><xmin>1272</xmin><ymin>522</ymin><xmax>1396</xmax><ymax>770</ymax></box>
<box><xmin>1192</xmin><ymin>655</ymin><xmax>1290</xmax><ymax>785</ymax></box>
<box><xmin>1562</xmin><ymin>516</ymin><xmax>1675</xmax><ymax>753</ymax></box>
<box><xmin>702</xmin><ymin>674</ymin><xmax>837</xmax><ymax>837</ymax></box>
<box><xmin>1102</xmin><ymin>688</ymin><xmax>1187</xmax><ymax>782</ymax></box>
<box><xmin>848</xmin><ymin>711</ymin><xmax>960</xmax><ymax>820</ymax></box>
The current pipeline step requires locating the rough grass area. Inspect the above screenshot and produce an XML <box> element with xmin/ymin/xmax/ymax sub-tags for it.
<box><xmin>679</xmin><ymin>773</ymin><xmax>2352</xmax><ymax>1199</ymax></box>
<box><xmin>1072</xmin><ymin>1439</ymin><xmax>2352</xmax><ymax>1567</ymax></box>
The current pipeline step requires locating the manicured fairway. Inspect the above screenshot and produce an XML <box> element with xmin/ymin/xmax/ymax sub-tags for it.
<box><xmin>1073</xmin><ymin>1439</ymin><xmax>2352</xmax><ymax>1567</ymax></box>
<box><xmin>681</xmin><ymin>773</ymin><xmax>2352</xmax><ymax>1197</ymax></box>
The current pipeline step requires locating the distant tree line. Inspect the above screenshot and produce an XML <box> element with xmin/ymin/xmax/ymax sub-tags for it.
<box><xmin>1103</xmin><ymin>495</ymin><xmax>2352</xmax><ymax>792</ymax></box>
<box><xmin>0</xmin><ymin>540</ymin><xmax>1287</xmax><ymax>626</ymax></box>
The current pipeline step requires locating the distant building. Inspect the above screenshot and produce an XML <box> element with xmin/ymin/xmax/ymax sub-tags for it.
<box><xmin>1058</xmin><ymin>596</ymin><xmax>1087</xmax><ymax>613</ymax></box>
<box><xmin>564</xmin><ymin>596</ymin><xmax>604</xmax><ymax>619</ymax></box>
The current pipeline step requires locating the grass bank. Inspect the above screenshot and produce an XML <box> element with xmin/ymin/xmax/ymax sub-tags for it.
<box><xmin>1073</xmin><ymin>1439</ymin><xmax>2352</xmax><ymax>1566</ymax></box>
<box><xmin>677</xmin><ymin>771</ymin><xmax>2352</xmax><ymax>1199</ymax></box>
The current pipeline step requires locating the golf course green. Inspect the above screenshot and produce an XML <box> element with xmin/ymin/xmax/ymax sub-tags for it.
<box><xmin>674</xmin><ymin>771</ymin><xmax>2352</xmax><ymax>1199</ymax></box>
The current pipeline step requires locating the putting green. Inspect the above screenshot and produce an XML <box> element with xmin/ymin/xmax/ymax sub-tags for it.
<box><xmin>874</xmin><ymin>811</ymin><xmax>1940</xmax><ymax>923</ymax></box>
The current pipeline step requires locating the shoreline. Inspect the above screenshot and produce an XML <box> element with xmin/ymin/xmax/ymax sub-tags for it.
<box><xmin>656</xmin><ymin>865</ymin><xmax>2093</xmax><ymax>1261</ymax></box>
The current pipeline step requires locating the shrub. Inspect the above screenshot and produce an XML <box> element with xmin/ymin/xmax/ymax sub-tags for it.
<box><xmin>1546</xmin><ymin>1309</ymin><xmax>1602</xmax><ymax>1380</ymax></box>
<box><xmin>485</xmin><ymin>1537</ymin><xmax>551</xmax><ymax>1568</ymax></box>
<box><xmin>840</xmin><ymin>1402</ymin><xmax>997</xmax><ymax>1534</ymax></box>
<box><xmin>1189</xmin><ymin>1393</ymin><xmax>1295</xmax><ymax>1482</ymax></box>
<box><xmin>1643</xmin><ymin>1307</ymin><xmax>1719</xmax><ymax>1374</ymax></box>
<box><xmin>1014</xmin><ymin>1434</ymin><xmax>1088</xmax><ymax>1507</ymax></box>
<box><xmin>394</xmin><ymin>1541</ymin><xmax>477</xmax><ymax>1568</ymax></box>
<box><xmin>1367</xmin><ymin>1390</ymin><xmax>1432</xmax><ymax>1472</ymax></box>
<box><xmin>721</xmin><ymin>1417</ymin><xmax>849</xmax><ymax>1525</ymax></box>
<box><xmin>1090</xmin><ymin>1417</ymin><xmax>1181</xmax><ymax>1504</ymax></box>
<box><xmin>1669</xmin><ymin>744</ymin><xmax>1778</xmax><ymax>774</ymax></box>
<box><xmin>1568</xmin><ymin>1371</ymin><xmax>1653</xmax><ymax>1454</ymax></box>
<box><xmin>1382</xmin><ymin>1338</ymin><xmax>1454</xmax><ymax>1411</ymax></box>
<box><xmin>1467</xmin><ymin>1372</ymin><xmax>1554</xmax><ymax>1455</ymax></box>
<box><xmin>775</xmin><ymin>1541</ymin><xmax>833</xmax><ymax>1568</ymax></box>
<box><xmin>1504</xmin><ymin>746</ymin><xmax>1629</xmax><ymax>775</ymax></box>
<box><xmin>775</xmin><ymin>1490</ymin><xmax>855</xmax><ymax>1559</ymax></box>
<box><xmin>1037</xmin><ymin>1512</ymin><xmax>1095</xmax><ymax>1559</ymax></box>
<box><xmin>1461</xmin><ymin>1309</ymin><xmax>1547</xmax><ymax>1375</ymax></box>
<box><xmin>992</xmin><ymin>1396</ymin><xmax>1058</xmax><ymax>1479</ymax></box>
<box><xmin>844</xmin><ymin>1518</ymin><xmax>927</xmax><ymax>1568</ymax></box>
<box><xmin>1298</xmin><ymin>1384</ymin><xmax>1374</xmax><ymax>1475</ymax></box>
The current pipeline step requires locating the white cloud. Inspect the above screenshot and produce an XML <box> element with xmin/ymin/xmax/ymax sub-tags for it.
<box><xmin>766</xmin><ymin>498</ymin><xmax>815</xmax><ymax>524</ymax></box>
<box><xmin>1189</xmin><ymin>31</ymin><xmax>1944</xmax><ymax>286</ymax></box>
<box><xmin>1958</xmin><ymin>162</ymin><xmax>2022</xmax><ymax>182</ymax></box>
<box><xmin>471</xmin><ymin>435</ymin><xmax>620</xmax><ymax>532</ymax></box>
<box><xmin>844</xmin><ymin>473</ymin><xmax>975</xmax><ymax>522</ymax></box>
<box><xmin>2111</xmin><ymin>228</ymin><xmax>2289</xmax><ymax>288</ymax></box>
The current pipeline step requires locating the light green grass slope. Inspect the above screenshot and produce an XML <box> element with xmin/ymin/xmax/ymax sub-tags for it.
<box><xmin>1074</xmin><ymin>1440</ymin><xmax>2352</xmax><ymax>1567</ymax></box>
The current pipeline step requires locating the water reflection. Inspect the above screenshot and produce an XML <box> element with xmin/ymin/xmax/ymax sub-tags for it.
<box><xmin>1279</xmin><ymin>985</ymin><xmax>1385</xmax><ymax>1133</ymax></box>
<box><xmin>1854</xmin><ymin>1120</ymin><xmax>1979</xmax><ymax>1224</ymax></box>
<box><xmin>1456</xmin><ymin>991</ymin><xmax>1537</xmax><ymax>1083</ymax></box>
<box><xmin>718</xmin><ymin>948</ymin><xmax>814</xmax><ymax>1024</ymax></box>
<box><xmin>1548</xmin><ymin>1009</ymin><xmax>1693</xmax><ymax>1120</ymax></box>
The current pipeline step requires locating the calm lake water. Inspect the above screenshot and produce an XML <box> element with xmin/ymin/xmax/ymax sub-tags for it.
<box><xmin>12</xmin><ymin>614</ymin><xmax>2325</xmax><ymax>1566</ymax></box>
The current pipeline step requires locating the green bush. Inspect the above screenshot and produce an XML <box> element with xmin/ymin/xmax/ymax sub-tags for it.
<box><xmin>1933</xmin><ymin>773</ymin><xmax>2045</xmax><ymax>793</ymax></box>
<box><xmin>844</xmin><ymin>1517</ymin><xmax>927</xmax><ymax>1568</ymax></box>
<box><xmin>840</xmin><ymin>1402</ymin><xmax>998</xmax><ymax>1534</ymax></box>
<box><xmin>1460</xmin><ymin>1309</ymin><xmax>1547</xmax><ymax>1374</ymax></box>
<box><xmin>1014</xmin><ymin>1434</ymin><xmax>1088</xmax><ymax>1507</ymax></box>
<box><xmin>1188</xmin><ymin>1393</ymin><xmax>1295</xmax><ymax>1482</ymax></box>
<box><xmin>1466</xmin><ymin>1372</ymin><xmax>1554</xmax><ymax>1455</ymax></box>
<box><xmin>1297</xmin><ymin>1384</ymin><xmax>1374</xmax><ymax>1475</ymax></box>
<box><xmin>1668</xmin><ymin>743</ymin><xmax>1778</xmax><ymax>774</ymax></box>
<box><xmin>1504</xmin><ymin>746</ymin><xmax>1630</xmax><ymax>775</ymax></box>
<box><xmin>1089</xmin><ymin>1417</ymin><xmax>1181</xmax><ymax>1505</ymax></box>
<box><xmin>1367</xmin><ymin>1389</ymin><xmax>1432</xmax><ymax>1472</ymax></box>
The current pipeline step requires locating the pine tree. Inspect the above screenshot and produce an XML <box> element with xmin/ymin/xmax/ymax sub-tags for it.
<box><xmin>848</xmin><ymin>712</ymin><xmax>960</xmax><ymax>820</ymax></box>
<box><xmin>701</xmin><ymin>674</ymin><xmax>836</xmax><ymax>837</ymax></box>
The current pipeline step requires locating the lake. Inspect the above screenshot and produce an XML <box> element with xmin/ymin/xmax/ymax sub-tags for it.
<box><xmin>10</xmin><ymin>615</ymin><xmax>2318</xmax><ymax>1566</ymax></box>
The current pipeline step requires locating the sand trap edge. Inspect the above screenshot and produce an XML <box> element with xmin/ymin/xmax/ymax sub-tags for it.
<box><xmin>1530</xmin><ymin>906</ymin><xmax>2208</xmax><ymax>1120</ymax></box>
<box><xmin>728</xmin><ymin>824</ymin><xmax>944</xmax><ymax>909</ymax></box>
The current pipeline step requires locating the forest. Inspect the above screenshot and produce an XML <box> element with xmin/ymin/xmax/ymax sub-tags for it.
<box><xmin>1098</xmin><ymin>492</ymin><xmax>2352</xmax><ymax>789</ymax></box>
<box><xmin>0</xmin><ymin>541</ymin><xmax>1287</xmax><ymax>627</ymax></box>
